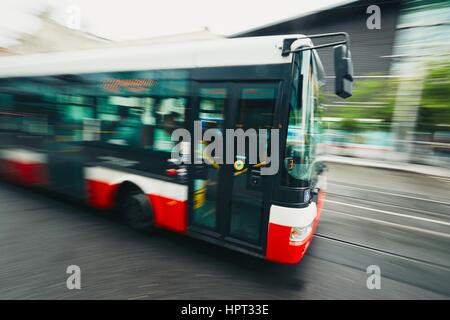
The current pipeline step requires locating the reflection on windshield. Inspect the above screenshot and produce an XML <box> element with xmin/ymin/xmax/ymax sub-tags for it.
<box><xmin>284</xmin><ymin>50</ymin><xmax>322</xmax><ymax>185</ymax></box>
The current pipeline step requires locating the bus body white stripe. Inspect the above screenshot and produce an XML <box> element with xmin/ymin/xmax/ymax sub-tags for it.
<box><xmin>269</xmin><ymin>203</ymin><xmax>317</xmax><ymax>228</ymax></box>
<box><xmin>0</xmin><ymin>35</ymin><xmax>312</xmax><ymax>78</ymax></box>
<box><xmin>85</xmin><ymin>166</ymin><xmax>188</xmax><ymax>202</ymax></box>
<box><xmin>0</xmin><ymin>148</ymin><xmax>47</xmax><ymax>164</ymax></box>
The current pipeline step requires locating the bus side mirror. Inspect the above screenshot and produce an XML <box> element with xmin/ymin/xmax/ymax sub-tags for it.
<box><xmin>334</xmin><ymin>44</ymin><xmax>353</xmax><ymax>98</ymax></box>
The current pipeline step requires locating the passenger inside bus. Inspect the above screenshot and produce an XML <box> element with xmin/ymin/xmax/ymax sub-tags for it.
<box><xmin>152</xmin><ymin>98</ymin><xmax>185</xmax><ymax>152</ymax></box>
<box><xmin>105</xmin><ymin>97</ymin><xmax>186</xmax><ymax>152</ymax></box>
<box><xmin>108</xmin><ymin>106</ymin><xmax>143</xmax><ymax>147</ymax></box>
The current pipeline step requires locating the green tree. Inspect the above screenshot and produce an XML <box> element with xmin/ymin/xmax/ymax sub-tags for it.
<box><xmin>418</xmin><ymin>61</ymin><xmax>450</xmax><ymax>136</ymax></box>
<box><xmin>322</xmin><ymin>75</ymin><xmax>398</xmax><ymax>132</ymax></box>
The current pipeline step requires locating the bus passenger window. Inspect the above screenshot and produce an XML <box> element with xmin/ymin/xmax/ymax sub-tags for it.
<box><xmin>100</xmin><ymin>95</ymin><xmax>186</xmax><ymax>151</ymax></box>
<box><xmin>109</xmin><ymin>106</ymin><xmax>144</xmax><ymax>147</ymax></box>
<box><xmin>0</xmin><ymin>93</ymin><xmax>20</xmax><ymax>131</ymax></box>
<box><xmin>234</xmin><ymin>87</ymin><xmax>276</xmax><ymax>164</ymax></box>
<box><xmin>97</xmin><ymin>99</ymin><xmax>120</xmax><ymax>143</ymax></box>
<box><xmin>56</xmin><ymin>99</ymin><xmax>94</xmax><ymax>142</ymax></box>
<box><xmin>1</xmin><ymin>93</ymin><xmax>50</xmax><ymax>134</ymax></box>
<box><xmin>152</xmin><ymin>98</ymin><xmax>186</xmax><ymax>152</ymax></box>
<box><xmin>102</xmin><ymin>96</ymin><xmax>153</xmax><ymax>148</ymax></box>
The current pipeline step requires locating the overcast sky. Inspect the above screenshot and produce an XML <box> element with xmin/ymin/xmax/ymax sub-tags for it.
<box><xmin>0</xmin><ymin>0</ymin><xmax>346</xmax><ymax>46</ymax></box>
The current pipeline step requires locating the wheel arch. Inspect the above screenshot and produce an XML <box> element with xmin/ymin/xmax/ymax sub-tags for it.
<box><xmin>114</xmin><ymin>180</ymin><xmax>146</xmax><ymax>210</ymax></box>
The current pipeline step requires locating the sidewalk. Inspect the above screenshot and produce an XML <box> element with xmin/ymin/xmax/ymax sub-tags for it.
<box><xmin>321</xmin><ymin>155</ymin><xmax>450</xmax><ymax>178</ymax></box>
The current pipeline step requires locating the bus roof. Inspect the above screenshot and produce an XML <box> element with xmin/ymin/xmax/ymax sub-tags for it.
<box><xmin>0</xmin><ymin>34</ymin><xmax>314</xmax><ymax>78</ymax></box>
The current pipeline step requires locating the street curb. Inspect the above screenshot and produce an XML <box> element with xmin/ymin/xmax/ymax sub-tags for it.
<box><xmin>321</xmin><ymin>155</ymin><xmax>450</xmax><ymax>179</ymax></box>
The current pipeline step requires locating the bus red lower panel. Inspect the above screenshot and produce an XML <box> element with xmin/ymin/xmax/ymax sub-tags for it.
<box><xmin>85</xmin><ymin>167</ymin><xmax>188</xmax><ymax>234</ymax></box>
<box><xmin>0</xmin><ymin>159</ymin><xmax>48</xmax><ymax>186</ymax></box>
<box><xmin>148</xmin><ymin>194</ymin><xmax>187</xmax><ymax>233</ymax></box>
<box><xmin>86</xmin><ymin>180</ymin><xmax>118</xmax><ymax>209</ymax></box>
<box><xmin>266</xmin><ymin>222</ymin><xmax>315</xmax><ymax>264</ymax></box>
<box><xmin>265</xmin><ymin>202</ymin><xmax>319</xmax><ymax>264</ymax></box>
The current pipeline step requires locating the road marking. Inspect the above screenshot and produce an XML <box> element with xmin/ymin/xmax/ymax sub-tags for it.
<box><xmin>328</xmin><ymin>182</ymin><xmax>450</xmax><ymax>206</ymax></box>
<box><xmin>328</xmin><ymin>192</ymin><xmax>450</xmax><ymax>220</ymax></box>
<box><xmin>325</xmin><ymin>199</ymin><xmax>450</xmax><ymax>227</ymax></box>
<box><xmin>314</xmin><ymin>232</ymin><xmax>450</xmax><ymax>270</ymax></box>
<box><xmin>127</xmin><ymin>295</ymin><xmax>149</xmax><ymax>300</ymax></box>
<box><xmin>322</xmin><ymin>208</ymin><xmax>450</xmax><ymax>239</ymax></box>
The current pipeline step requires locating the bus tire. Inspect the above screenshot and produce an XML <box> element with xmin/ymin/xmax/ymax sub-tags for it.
<box><xmin>122</xmin><ymin>192</ymin><xmax>154</xmax><ymax>232</ymax></box>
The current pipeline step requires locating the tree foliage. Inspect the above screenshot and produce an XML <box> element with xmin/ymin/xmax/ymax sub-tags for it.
<box><xmin>322</xmin><ymin>75</ymin><xmax>398</xmax><ymax>132</ymax></box>
<box><xmin>418</xmin><ymin>61</ymin><xmax>450</xmax><ymax>134</ymax></box>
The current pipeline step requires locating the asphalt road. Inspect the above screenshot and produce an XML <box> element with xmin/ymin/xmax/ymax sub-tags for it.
<box><xmin>0</xmin><ymin>163</ymin><xmax>449</xmax><ymax>299</ymax></box>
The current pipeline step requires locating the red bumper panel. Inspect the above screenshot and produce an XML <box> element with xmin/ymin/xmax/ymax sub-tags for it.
<box><xmin>0</xmin><ymin>159</ymin><xmax>48</xmax><ymax>186</ymax></box>
<box><xmin>266</xmin><ymin>222</ymin><xmax>316</xmax><ymax>264</ymax></box>
<box><xmin>265</xmin><ymin>202</ymin><xmax>320</xmax><ymax>264</ymax></box>
<box><xmin>148</xmin><ymin>194</ymin><xmax>187</xmax><ymax>233</ymax></box>
<box><xmin>86</xmin><ymin>179</ymin><xmax>118</xmax><ymax>209</ymax></box>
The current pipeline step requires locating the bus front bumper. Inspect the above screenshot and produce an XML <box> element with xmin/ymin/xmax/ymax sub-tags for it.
<box><xmin>265</xmin><ymin>191</ymin><xmax>325</xmax><ymax>264</ymax></box>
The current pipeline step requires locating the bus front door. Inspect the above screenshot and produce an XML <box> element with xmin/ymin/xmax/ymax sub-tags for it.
<box><xmin>190</xmin><ymin>82</ymin><xmax>278</xmax><ymax>253</ymax></box>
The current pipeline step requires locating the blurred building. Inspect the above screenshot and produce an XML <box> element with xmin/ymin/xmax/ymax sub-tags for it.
<box><xmin>0</xmin><ymin>1</ymin><xmax>447</xmax><ymax>166</ymax></box>
<box><xmin>0</xmin><ymin>11</ymin><xmax>222</xmax><ymax>56</ymax></box>
<box><xmin>233</xmin><ymin>0</ymin><xmax>402</xmax><ymax>79</ymax></box>
<box><xmin>389</xmin><ymin>0</ymin><xmax>450</xmax><ymax>163</ymax></box>
<box><xmin>0</xmin><ymin>11</ymin><xmax>109</xmax><ymax>56</ymax></box>
<box><xmin>233</xmin><ymin>0</ymin><xmax>450</xmax><ymax>166</ymax></box>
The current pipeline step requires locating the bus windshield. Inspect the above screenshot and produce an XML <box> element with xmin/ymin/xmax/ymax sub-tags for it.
<box><xmin>283</xmin><ymin>50</ymin><xmax>322</xmax><ymax>185</ymax></box>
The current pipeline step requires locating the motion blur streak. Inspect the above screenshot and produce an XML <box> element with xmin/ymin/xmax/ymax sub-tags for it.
<box><xmin>0</xmin><ymin>164</ymin><xmax>449</xmax><ymax>299</ymax></box>
<box><xmin>0</xmin><ymin>0</ymin><xmax>449</xmax><ymax>299</ymax></box>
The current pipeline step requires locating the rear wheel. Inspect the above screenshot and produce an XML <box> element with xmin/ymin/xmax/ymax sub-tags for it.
<box><xmin>122</xmin><ymin>193</ymin><xmax>154</xmax><ymax>231</ymax></box>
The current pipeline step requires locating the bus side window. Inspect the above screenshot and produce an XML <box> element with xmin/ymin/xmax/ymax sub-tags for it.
<box><xmin>97</xmin><ymin>98</ymin><xmax>121</xmax><ymax>143</ymax></box>
<box><xmin>100</xmin><ymin>96</ymin><xmax>154</xmax><ymax>148</ymax></box>
<box><xmin>2</xmin><ymin>93</ymin><xmax>53</xmax><ymax>137</ymax></box>
<box><xmin>152</xmin><ymin>97</ymin><xmax>187</xmax><ymax>152</ymax></box>
<box><xmin>56</xmin><ymin>101</ymin><xmax>94</xmax><ymax>142</ymax></box>
<box><xmin>235</xmin><ymin>87</ymin><xmax>276</xmax><ymax>165</ymax></box>
<box><xmin>0</xmin><ymin>93</ymin><xmax>21</xmax><ymax>132</ymax></box>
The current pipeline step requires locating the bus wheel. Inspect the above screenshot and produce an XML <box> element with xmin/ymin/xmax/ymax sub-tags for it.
<box><xmin>122</xmin><ymin>193</ymin><xmax>154</xmax><ymax>232</ymax></box>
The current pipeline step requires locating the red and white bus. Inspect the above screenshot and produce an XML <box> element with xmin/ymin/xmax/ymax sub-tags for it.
<box><xmin>0</xmin><ymin>34</ymin><xmax>353</xmax><ymax>264</ymax></box>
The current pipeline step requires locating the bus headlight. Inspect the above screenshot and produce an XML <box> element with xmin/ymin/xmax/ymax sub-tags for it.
<box><xmin>290</xmin><ymin>223</ymin><xmax>313</xmax><ymax>243</ymax></box>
